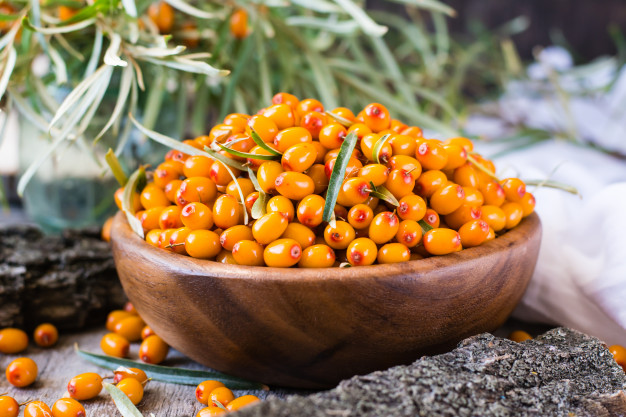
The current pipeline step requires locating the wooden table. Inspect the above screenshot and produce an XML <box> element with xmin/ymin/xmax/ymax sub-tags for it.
<box><xmin>0</xmin><ymin>326</ymin><xmax>294</xmax><ymax>416</ymax></box>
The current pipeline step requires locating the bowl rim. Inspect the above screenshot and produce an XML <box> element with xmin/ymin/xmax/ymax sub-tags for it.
<box><xmin>111</xmin><ymin>211</ymin><xmax>541</xmax><ymax>282</ymax></box>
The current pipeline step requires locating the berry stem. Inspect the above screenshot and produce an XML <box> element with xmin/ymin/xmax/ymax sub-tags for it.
<box><xmin>467</xmin><ymin>154</ymin><xmax>499</xmax><ymax>181</ymax></box>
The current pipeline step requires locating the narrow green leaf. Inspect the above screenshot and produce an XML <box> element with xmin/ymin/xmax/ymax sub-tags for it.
<box><xmin>0</xmin><ymin>46</ymin><xmax>16</xmax><ymax>101</ymax></box>
<box><xmin>418</xmin><ymin>219</ymin><xmax>433</xmax><ymax>234</ymax></box>
<box><xmin>524</xmin><ymin>179</ymin><xmax>580</xmax><ymax>197</ymax></box>
<box><xmin>130</xmin><ymin>113</ymin><xmax>203</xmax><ymax>156</ymax></box>
<box><xmin>105</xmin><ymin>149</ymin><xmax>128</xmax><ymax>187</ymax></box>
<box><xmin>202</xmin><ymin>146</ymin><xmax>247</xmax><ymax>171</ymax></box>
<box><xmin>250</xmin><ymin>129</ymin><xmax>282</xmax><ymax>156</ymax></box>
<box><xmin>369</xmin><ymin>185</ymin><xmax>399</xmax><ymax>207</ymax></box>
<box><xmin>385</xmin><ymin>0</ymin><xmax>456</xmax><ymax>17</ymax></box>
<box><xmin>95</xmin><ymin>64</ymin><xmax>133</xmax><ymax>143</ymax></box>
<box><xmin>17</xmin><ymin>135</ymin><xmax>68</xmax><ymax>197</ymax></box>
<box><xmin>332</xmin><ymin>0</ymin><xmax>388</xmax><ymax>36</ymax></box>
<box><xmin>120</xmin><ymin>0</ymin><xmax>138</xmax><ymax>17</ymax></box>
<box><xmin>103</xmin><ymin>383</ymin><xmax>143</xmax><ymax>417</ymax></box>
<box><xmin>217</xmin><ymin>142</ymin><xmax>278</xmax><ymax>161</ymax></box>
<box><xmin>325</xmin><ymin>110</ymin><xmax>353</xmax><ymax>127</ymax></box>
<box><xmin>163</xmin><ymin>0</ymin><xmax>218</xmax><ymax>19</ymax></box>
<box><xmin>467</xmin><ymin>154</ymin><xmax>499</xmax><ymax>181</ymax></box>
<box><xmin>323</xmin><ymin>131</ymin><xmax>358</xmax><ymax>222</ymax></box>
<box><xmin>122</xmin><ymin>167</ymin><xmax>146</xmax><ymax>238</ymax></box>
<box><xmin>22</xmin><ymin>16</ymin><xmax>96</xmax><ymax>34</ymax></box>
<box><xmin>286</xmin><ymin>16</ymin><xmax>359</xmax><ymax>35</ymax></box>
<box><xmin>247</xmin><ymin>167</ymin><xmax>268</xmax><ymax>219</ymax></box>
<box><xmin>372</xmin><ymin>133</ymin><xmax>391</xmax><ymax>164</ymax></box>
<box><xmin>76</xmin><ymin>348</ymin><xmax>268</xmax><ymax>390</ymax></box>
<box><xmin>83</xmin><ymin>25</ymin><xmax>103</xmax><ymax>78</ymax></box>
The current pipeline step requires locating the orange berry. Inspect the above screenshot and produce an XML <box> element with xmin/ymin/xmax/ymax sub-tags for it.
<box><xmin>176</xmin><ymin>177</ymin><xmax>217</xmax><ymax>207</ymax></box>
<box><xmin>140</xmin><ymin>184</ymin><xmax>170</xmax><ymax>209</ymax></box>
<box><xmin>347</xmin><ymin>204</ymin><xmax>374</xmax><ymax>229</ymax></box>
<box><xmin>209</xmin><ymin>386</ymin><xmax>235</xmax><ymax>408</ymax></box>
<box><xmin>281</xmin><ymin>223</ymin><xmax>316</xmax><ymax>249</ymax></box>
<box><xmin>500</xmin><ymin>178</ymin><xmax>527</xmax><ymax>203</ymax></box>
<box><xmin>298</xmin><ymin>244</ymin><xmax>336</xmax><ymax>268</ymax></box>
<box><xmin>519</xmin><ymin>192</ymin><xmax>536</xmax><ymax>217</ymax></box>
<box><xmin>196</xmin><ymin>380</ymin><xmax>226</xmax><ymax>405</ymax></box>
<box><xmin>329</xmin><ymin>107</ymin><xmax>356</xmax><ymax>123</ymax></box>
<box><xmin>347</xmin><ymin>123</ymin><xmax>372</xmax><ymax>141</ymax></box>
<box><xmin>197</xmin><ymin>406</ymin><xmax>226</xmax><ymax>416</ymax></box>
<box><xmin>414</xmin><ymin>170</ymin><xmax>447</xmax><ymax>198</ymax></box>
<box><xmin>141</xmin><ymin>326</ymin><xmax>155</xmax><ymax>340</ymax></box>
<box><xmin>183</xmin><ymin>155</ymin><xmax>213</xmax><ymax>178</ymax></box>
<box><xmin>479</xmin><ymin>180</ymin><xmax>506</xmax><ymax>207</ymax></box>
<box><xmin>401</xmin><ymin>126</ymin><xmax>424</xmax><ymax>138</ymax></box>
<box><xmin>384</xmin><ymin>169</ymin><xmax>415</xmax><ymax>199</ymax></box>
<box><xmin>186</xmin><ymin>230</ymin><xmax>221</xmax><ymax>259</ymax></box>
<box><xmin>346</xmin><ymin>238</ymin><xmax>378</xmax><ymax>266</ymax></box>
<box><xmin>138</xmin><ymin>207</ymin><xmax>164</xmax><ymax>232</ymax></box>
<box><xmin>508</xmin><ymin>330</ymin><xmax>532</xmax><ymax>343</ymax></box>
<box><xmin>501</xmin><ymin>202</ymin><xmax>524</xmax><ymax>229</ymax></box>
<box><xmin>462</xmin><ymin>187</ymin><xmax>484</xmax><ymax>207</ymax></box>
<box><xmin>168</xmin><ymin>227</ymin><xmax>191</xmax><ymax>254</ymax></box>
<box><xmin>113</xmin><ymin>367</ymin><xmax>148</xmax><ymax>384</ymax></box>
<box><xmin>480</xmin><ymin>205</ymin><xmax>506</xmax><ymax>232</ymax></box>
<box><xmin>6</xmin><ymin>357</ymin><xmax>38</xmax><ymax>387</ymax></box>
<box><xmin>246</xmin><ymin>115</ymin><xmax>278</xmax><ymax>144</ymax></box>
<box><xmin>430</xmin><ymin>183</ymin><xmax>465</xmax><ymax>215</ymax></box>
<box><xmin>158</xmin><ymin>205</ymin><xmax>183</xmax><ymax>230</ymax></box>
<box><xmin>266</xmin><ymin>195</ymin><xmax>295</xmax><ymax>221</ymax></box>
<box><xmin>377</xmin><ymin>243</ymin><xmax>410</xmax><ymax>264</ymax></box>
<box><xmin>106</xmin><ymin>310</ymin><xmax>134</xmax><ymax>332</ymax></box>
<box><xmin>319</xmin><ymin>123</ymin><xmax>347</xmax><ymax>149</ymax></box>
<box><xmin>231</xmin><ymin>240</ymin><xmax>265</xmax><ymax>266</ymax></box>
<box><xmin>212</xmin><ymin>194</ymin><xmax>243</xmax><ymax>230</ymax></box>
<box><xmin>257</xmin><ymin>161</ymin><xmax>284</xmax><ymax>194</ymax></box>
<box><xmin>263</xmin><ymin>239</ymin><xmax>302</xmax><ymax>268</ymax></box>
<box><xmin>153</xmin><ymin>161</ymin><xmax>183</xmax><ymax>189</ymax></box>
<box><xmin>226</xmin><ymin>395</ymin><xmax>261</xmax><ymax>411</ymax></box>
<box><xmin>361</xmin><ymin>103</ymin><xmax>390</xmax><ymax>132</ymax></box>
<box><xmin>416</xmin><ymin>140</ymin><xmax>448</xmax><ymax>170</ymax></box>
<box><xmin>229</xmin><ymin>9</ymin><xmax>249</xmax><ymax>39</ymax></box>
<box><xmin>299</xmin><ymin>111</ymin><xmax>326</xmax><ymax>139</ymax></box>
<box><xmin>307</xmin><ymin>164</ymin><xmax>329</xmax><ymax>194</ymax></box>
<box><xmin>181</xmin><ymin>202</ymin><xmax>214</xmax><ymax>230</ymax></box>
<box><xmin>281</xmin><ymin>142</ymin><xmax>318</xmax><ymax>172</ymax></box>
<box><xmin>297</xmin><ymin>194</ymin><xmax>325</xmax><ymax>227</ymax></box>
<box><xmin>114</xmin><ymin>187</ymin><xmax>142</xmax><ymax>212</ymax></box>
<box><xmin>0</xmin><ymin>328</ymin><xmax>28</xmax><ymax>354</ymax></box>
<box><xmin>324</xmin><ymin>221</ymin><xmax>356</xmax><ymax>250</ymax></box>
<box><xmin>609</xmin><ymin>345</ymin><xmax>626</xmax><ymax>371</ymax></box>
<box><xmin>164</xmin><ymin>179</ymin><xmax>183</xmax><ymax>203</ymax></box>
<box><xmin>444</xmin><ymin>137</ymin><xmax>474</xmax><ymax>152</ymax></box>
<box><xmin>388</xmin><ymin>134</ymin><xmax>417</xmax><ymax>156</ymax></box>
<box><xmin>51</xmin><ymin>398</ymin><xmax>86</xmax><ymax>417</ymax></box>
<box><xmin>216</xmin><ymin>250</ymin><xmax>238</xmax><ymax>264</ymax></box>
<box><xmin>423</xmin><ymin>228</ymin><xmax>462</xmax><ymax>255</ymax></box>
<box><xmin>209</xmin><ymin>161</ymin><xmax>240</xmax><ymax>187</ymax></box>
<box><xmin>272</xmin><ymin>93</ymin><xmax>299</xmax><ymax>109</ymax></box>
<box><xmin>263</xmin><ymin>104</ymin><xmax>295</xmax><ymax>130</ymax></box>
<box><xmin>140</xmin><ymin>335</ymin><xmax>169</xmax><ymax>364</ymax></box>
<box><xmin>113</xmin><ymin>316</ymin><xmax>145</xmax><ymax>342</ymax></box>
<box><xmin>24</xmin><ymin>401</ymin><xmax>53</xmax><ymax>417</ymax></box>
<box><xmin>361</xmin><ymin>133</ymin><xmax>392</xmax><ymax>164</ymax></box>
<box><xmin>296</xmin><ymin>98</ymin><xmax>324</xmax><ymax>115</ymax></box>
<box><xmin>396</xmin><ymin>220</ymin><xmax>422</xmax><ymax>248</ymax></box>
<box><xmin>458</xmin><ymin>219</ymin><xmax>490</xmax><ymax>248</ymax></box>
<box><xmin>220</xmin><ymin>225</ymin><xmax>254</xmax><ymax>251</ymax></box>
<box><xmin>67</xmin><ymin>373</ymin><xmax>103</xmax><ymax>400</ymax></box>
<box><xmin>252</xmin><ymin>212</ymin><xmax>288</xmax><ymax>245</ymax></box>
<box><xmin>116</xmin><ymin>377</ymin><xmax>144</xmax><ymax>405</ymax></box>
<box><xmin>359</xmin><ymin>164</ymin><xmax>389</xmax><ymax>187</ymax></box>
<box><xmin>368</xmin><ymin>211</ymin><xmax>400</xmax><ymax>244</ymax></box>
<box><xmin>388</xmin><ymin>155</ymin><xmax>422</xmax><ymax>181</ymax></box>
<box><xmin>453</xmin><ymin>163</ymin><xmax>480</xmax><ymax>188</ymax></box>
<box><xmin>100</xmin><ymin>333</ymin><xmax>130</xmax><ymax>358</ymax></box>
<box><xmin>274</xmin><ymin>127</ymin><xmax>313</xmax><ymax>153</ymax></box>
<box><xmin>336</xmin><ymin>177</ymin><xmax>371</xmax><ymax>207</ymax></box>
<box><xmin>397</xmin><ymin>194</ymin><xmax>426</xmax><ymax>221</ymax></box>
<box><xmin>442</xmin><ymin>144</ymin><xmax>468</xmax><ymax>170</ymax></box>
<box><xmin>148</xmin><ymin>1</ymin><xmax>174</xmax><ymax>33</ymax></box>
<box><xmin>0</xmin><ymin>395</ymin><xmax>19</xmax><ymax>417</ymax></box>
<box><xmin>423</xmin><ymin>209</ymin><xmax>440</xmax><ymax>228</ymax></box>
<box><xmin>444</xmin><ymin>204</ymin><xmax>482</xmax><ymax>230</ymax></box>
<box><xmin>275</xmin><ymin>172</ymin><xmax>315</xmax><ymax>200</ymax></box>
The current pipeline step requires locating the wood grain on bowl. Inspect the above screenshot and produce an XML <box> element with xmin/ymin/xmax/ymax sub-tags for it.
<box><xmin>110</xmin><ymin>211</ymin><xmax>541</xmax><ymax>388</ymax></box>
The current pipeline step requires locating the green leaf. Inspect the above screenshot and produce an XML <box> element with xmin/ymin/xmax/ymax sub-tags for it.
<box><xmin>163</xmin><ymin>0</ymin><xmax>219</xmax><ymax>19</ymax></box>
<box><xmin>247</xmin><ymin>167</ymin><xmax>268</xmax><ymax>219</ymax></box>
<box><xmin>0</xmin><ymin>46</ymin><xmax>16</xmax><ymax>101</ymax></box>
<box><xmin>103</xmin><ymin>382</ymin><xmax>143</xmax><ymax>417</ymax></box>
<box><xmin>216</xmin><ymin>142</ymin><xmax>278</xmax><ymax>161</ymax></box>
<box><xmin>121</xmin><ymin>0</ymin><xmax>138</xmax><ymax>18</ymax></box>
<box><xmin>76</xmin><ymin>348</ymin><xmax>268</xmax><ymax>390</ymax></box>
<box><xmin>94</xmin><ymin>64</ymin><xmax>134</xmax><ymax>143</ymax></box>
<box><xmin>286</xmin><ymin>16</ymin><xmax>359</xmax><ymax>35</ymax></box>
<box><xmin>22</xmin><ymin>15</ymin><xmax>96</xmax><ymax>34</ymax></box>
<box><xmin>372</xmin><ymin>133</ymin><xmax>391</xmax><ymax>164</ymax></box>
<box><xmin>122</xmin><ymin>167</ymin><xmax>146</xmax><ymax>238</ymax></box>
<box><xmin>250</xmin><ymin>129</ymin><xmax>282</xmax><ymax>156</ymax></box>
<box><xmin>105</xmin><ymin>149</ymin><xmax>128</xmax><ymax>187</ymax></box>
<box><xmin>385</xmin><ymin>0</ymin><xmax>456</xmax><ymax>17</ymax></box>
<box><xmin>201</xmin><ymin>147</ymin><xmax>248</xmax><ymax>171</ymax></box>
<box><xmin>331</xmin><ymin>0</ymin><xmax>388</xmax><ymax>36</ymax></box>
<box><xmin>369</xmin><ymin>185</ymin><xmax>399</xmax><ymax>207</ymax></box>
<box><xmin>418</xmin><ymin>219</ymin><xmax>433</xmax><ymax>234</ymax></box>
<box><xmin>524</xmin><ymin>179</ymin><xmax>580</xmax><ymax>197</ymax></box>
<box><xmin>325</xmin><ymin>110</ymin><xmax>353</xmax><ymax>127</ymax></box>
<box><xmin>323</xmin><ymin>131</ymin><xmax>359</xmax><ymax>222</ymax></box>
<box><xmin>129</xmin><ymin>113</ymin><xmax>204</xmax><ymax>157</ymax></box>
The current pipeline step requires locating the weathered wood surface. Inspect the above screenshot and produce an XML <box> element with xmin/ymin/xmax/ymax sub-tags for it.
<box><xmin>0</xmin><ymin>326</ymin><xmax>283</xmax><ymax>417</ymax></box>
<box><xmin>111</xmin><ymin>211</ymin><xmax>542</xmax><ymax>388</ymax></box>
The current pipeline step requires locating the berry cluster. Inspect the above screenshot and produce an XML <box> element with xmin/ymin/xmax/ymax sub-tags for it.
<box><xmin>195</xmin><ymin>380</ymin><xmax>259</xmax><ymax>416</ymax></box>
<box><xmin>116</xmin><ymin>93</ymin><xmax>536</xmax><ymax>267</ymax></box>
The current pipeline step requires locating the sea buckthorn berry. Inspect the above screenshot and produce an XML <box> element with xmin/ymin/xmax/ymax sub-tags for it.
<box><xmin>102</xmin><ymin>216</ymin><xmax>113</xmax><ymax>242</ymax></box>
<box><xmin>209</xmin><ymin>386</ymin><xmax>235</xmax><ymax>408</ymax></box>
<box><xmin>459</xmin><ymin>219</ymin><xmax>490</xmax><ymax>248</ymax></box>
<box><xmin>114</xmin><ymin>188</ymin><xmax>142</xmax><ymax>212</ymax></box>
<box><xmin>100</xmin><ymin>333</ymin><xmax>130</xmax><ymax>358</ymax></box>
<box><xmin>359</xmin><ymin>164</ymin><xmax>389</xmax><ymax>187</ymax></box>
<box><xmin>415</xmin><ymin>170</ymin><xmax>447</xmax><ymax>197</ymax></box>
<box><xmin>226</xmin><ymin>395</ymin><xmax>261</xmax><ymax>411</ymax></box>
<box><xmin>158</xmin><ymin>229</ymin><xmax>176</xmax><ymax>250</ymax></box>
<box><xmin>212</xmin><ymin>194</ymin><xmax>243</xmax><ymax>230</ymax></box>
<box><xmin>244</xmin><ymin>192</ymin><xmax>259</xmax><ymax>215</ymax></box>
<box><xmin>24</xmin><ymin>401</ymin><xmax>53</xmax><ymax>417</ymax></box>
<box><xmin>324</xmin><ymin>147</ymin><xmax>361</xmax><ymax>164</ymax></box>
<box><xmin>485</xmin><ymin>227</ymin><xmax>496</xmax><ymax>241</ymax></box>
<box><xmin>6</xmin><ymin>357</ymin><xmax>37</xmax><ymax>387</ymax></box>
<box><xmin>196</xmin><ymin>380</ymin><xmax>226</xmax><ymax>405</ymax></box>
<box><xmin>246</xmin><ymin>146</ymin><xmax>274</xmax><ymax>170</ymax></box>
<box><xmin>164</xmin><ymin>179</ymin><xmax>183</xmax><ymax>203</ymax></box>
<box><xmin>390</xmin><ymin>119</ymin><xmax>408</xmax><ymax>134</ymax></box>
<box><xmin>519</xmin><ymin>192</ymin><xmax>536</xmax><ymax>217</ymax></box>
<box><xmin>209</xmin><ymin>161</ymin><xmax>241</xmax><ymax>187</ymax></box>
<box><xmin>336</xmin><ymin>177</ymin><xmax>371</xmax><ymax>207</ymax></box>
<box><xmin>0</xmin><ymin>328</ymin><xmax>28</xmax><ymax>354</ymax></box>
<box><xmin>263</xmin><ymin>104</ymin><xmax>295</xmax><ymax>130</ymax></box>
<box><xmin>263</xmin><ymin>239</ymin><xmax>302</xmax><ymax>267</ymax></box>
<box><xmin>140</xmin><ymin>335</ymin><xmax>169</xmax><ymax>364</ymax></box>
<box><xmin>307</xmin><ymin>164</ymin><xmax>329</xmax><ymax>194</ymax></box>
<box><xmin>388</xmin><ymin>134</ymin><xmax>416</xmax><ymax>156</ymax></box>
<box><xmin>388</xmin><ymin>155</ymin><xmax>422</xmax><ymax>181</ymax></box>
<box><xmin>297</xmin><ymin>195</ymin><xmax>325</xmax><ymax>227</ymax></box>
<box><xmin>246</xmin><ymin>115</ymin><xmax>278</xmax><ymax>144</ymax></box>
<box><xmin>51</xmin><ymin>398</ymin><xmax>85</xmax><ymax>417</ymax></box>
<box><xmin>480</xmin><ymin>205</ymin><xmax>506</xmax><ymax>232</ymax></box>
<box><xmin>444</xmin><ymin>137</ymin><xmax>474</xmax><ymax>152</ymax></box>
<box><xmin>186</xmin><ymin>230</ymin><xmax>221</xmax><ymax>259</ymax></box>
<box><xmin>452</xmin><ymin>163</ymin><xmax>479</xmax><ymax>188</ymax></box>
<box><xmin>508</xmin><ymin>330</ymin><xmax>532</xmax><ymax>343</ymax></box>
<box><xmin>183</xmin><ymin>155</ymin><xmax>213</xmax><ymax>178</ymax></box>
<box><xmin>197</xmin><ymin>406</ymin><xmax>226</xmax><ymax>416</ymax></box>
<box><xmin>153</xmin><ymin>161</ymin><xmax>183</xmax><ymax>188</ymax></box>
<box><xmin>257</xmin><ymin>161</ymin><xmax>284</xmax><ymax>193</ymax></box>
<box><xmin>423</xmin><ymin>228</ymin><xmax>462</xmax><ymax>255</ymax></box>
<box><xmin>282</xmin><ymin>142</ymin><xmax>318</xmax><ymax>172</ymax></box>
<box><xmin>181</xmin><ymin>202</ymin><xmax>214</xmax><ymax>230</ymax></box>
<box><xmin>444</xmin><ymin>204</ymin><xmax>482</xmax><ymax>230</ymax></box>
<box><xmin>385</xmin><ymin>169</ymin><xmax>415</xmax><ymax>199</ymax></box>
<box><xmin>319</xmin><ymin>123</ymin><xmax>347</xmax><ymax>149</ymax></box>
<box><xmin>330</xmin><ymin>107</ymin><xmax>356</xmax><ymax>123</ymax></box>
<box><xmin>609</xmin><ymin>345</ymin><xmax>626</xmax><ymax>371</ymax></box>
<box><xmin>397</xmin><ymin>194</ymin><xmax>427</xmax><ymax>221</ymax></box>
<box><xmin>501</xmin><ymin>202</ymin><xmax>524</xmax><ymax>229</ymax></box>
<box><xmin>68</xmin><ymin>373</ymin><xmax>103</xmax><ymax>400</ymax></box>
<box><xmin>430</xmin><ymin>184</ymin><xmax>465</xmax><ymax>215</ymax></box>
<box><xmin>401</xmin><ymin>126</ymin><xmax>423</xmax><ymax>138</ymax></box>
<box><xmin>114</xmin><ymin>367</ymin><xmax>148</xmax><ymax>385</ymax></box>
<box><xmin>106</xmin><ymin>310</ymin><xmax>133</xmax><ymax>332</ymax></box>
<box><xmin>298</xmin><ymin>244</ymin><xmax>336</xmax><ymax>268</ymax></box>
<box><xmin>223</xmin><ymin>113</ymin><xmax>249</xmax><ymax>131</ymax></box>
<box><xmin>300</xmin><ymin>111</ymin><xmax>326</xmax><ymax>139</ymax></box>
<box><xmin>229</xmin><ymin>8</ymin><xmax>249</xmax><ymax>39</ymax></box>
<box><xmin>116</xmin><ymin>378</ymin><xmax>144</xmax><ymax>405</ymax></box>
<box><xmin>148</xmin><ymin>1</ymin><xmax>174</xmax><ymax>33</ymax></box>
<box><xmin>360</xmin><ymin>133</ymin><xmax>392</xmax><ymax>163</ymax></box>
<box><xmin>310</xmin><ymin>141</ymin><xmax>328</xmax><ymax>164</ymax></box>
<box><xmin>231</xmin><ymin>240</ymin><xmax>265</xmax><ymax>266</ymax></box>
<box><xmin>267</xmin><ymin>195</ymin><xmax>295</xmax><ymax>221</ymax></box>
<box><xmin>416</xmin><ymin>140</ymin><xmax>448</xmax><ymax>171</ymax></box>
<box><xmin>275</xmin><ymin>172</ymin><xmax>315</xmax><ymax>200</ymax></box>
<box><xmin>347</xmin><ymin>238</ymin><xmax>378</xmax><ymax>266</ymax></box>
<box><xmin>369</xmin><ymin>212</ymin><xmax>400</xmax><ymax>244</ymax></box>
<box><xmin>140</xmin><ymin>184</ymin><xmax>169</xmax><ymax>209</ymax></box>
<box><xmin>226</xmin><ymin>178</ymin><xmax>255</xmax><ymax>202</ymax></box>
<box><xmin>478</xmin><ymin>180</ymin><xmax>505</xmax><ymax>206</ymax></box>
<box><xmin>282</xmin><ymin>223</ymin><xmax>316</xmax><ymax>249</ymax></box>
<box><xmin>461</xmin><ymin>187</ymin><xmax>484</xmax><ymax>207</ymax></box>
<box><xmin>361</xmin><ymin>103</ymin><xmax>391</xmax><ymax>132</ymax></box>
<box><xmin>325</xmin><ymin>157</ymin><xmax>363</xmax><ymax>180</ymax></box>
<box><xmin>158</xmin><ymin>205</ymin><xmax>183</xmax><ymax>229</ymax></box>
<box><xmin>141</xmin><ymin>326</ymin><xmax>155</xmax><ymax>340</ymax></box>
<box><xmin>272</xmin><ymin>92</ymin><xmax>299</xmax><ymax>109</ymax></box>
<box><xmin>396</xmin><ymin>220</ymin><xmax>422</xmax><ymax>248</ymax></box>
<box><xmin>146</xmin><ymin>229</ymin><xmax>162</xmax><ymax>246</ymax></box>
<box><xmin>296</xmin><ymin>98</ymin><xmax>324</xmax><ymax>115</ymax></box>
<box><xmin>113</xmin><ymin>316</ymin><xmax>145</xmax><ymax>342</ymax></box>
<box><xmin>138</xmin><ymin>207</ymin><xmax>164</xmax><ymax>232</ymax></box>
<box><xmin>216</xmin><ymin>250</ymin><xmax>238</xmax><ymax>264</ymax></box>
<box><xmin>347</xmin><ymin>204</ymin><xmax>374</xmax><ymax>229</ymax></box>
<box><xmin>274</xmin><ymin>127</ymin><xmax>313</xmax><ymax>153</ymax></box>
<box><xmin>0</xmin><ymin>395</ymin><xmax>19</xmax><ymax>417</ymax></box>
<box><xmin>423</xmin><ymin>209</ymin><xmax>440</xmax><ymax>228</ymax></box>
<box><xmin>220</xmin><ymin>225</ymin><xmax>254</xmax><ymax>251</ymax></box>
<box><xmin>347</xmin><ymin>123</ymin><xmax>372</xmax><ymax>141</ymax></box>
<box><xmin>168</xmin><ymin>227</ymin><xmax>191</xmax><ymax>254</ymax></box>
<box><xmin>442</xmin><ymin>144</ymin><xmax>468</xmax><ymax>170</ymax></box>
<box><xmin>124</xmin><ymin>302</ymin><xmax>138</xmax><ymax>315</ymax></box>
<box><xmin>377</xmin><ymin>243</ymin><xmax>411</xmax><ymax>264</ymax></box>
<box><xmin>252</xmin><ymin>212</ymin><xmax>288</xmax><ymax>245</ymax></box>
<box><xmin>208</xmin><ymin>124</ymin><xmax>234</xmax><ymax>144</ymax></box>
<box><xmin>177</xmin><ymin>177</ymin><xmax>218</xmax><ymax>207</ymax></box>
<box><xmin>165</xmin><ymin>149</ymin><xmax>189</xmax><ymax>164</ymax></box>
<box><xmin>324</xmin><ymin>221</ymin><xmax>356</xmax><ymax>250</ymax></box>
<box><xmin>500</xmin><ymin>178</ymin><xmax>526</xmax><ymax>202</ymax></box>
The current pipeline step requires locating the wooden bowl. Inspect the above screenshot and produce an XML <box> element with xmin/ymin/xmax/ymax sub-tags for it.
<box><xmin>111</xmin><ymin>212</ymin><xmax>541</xmax><ymax>389</ymax></box>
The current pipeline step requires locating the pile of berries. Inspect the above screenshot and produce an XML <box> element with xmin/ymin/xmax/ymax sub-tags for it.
<box><xmin>117</xmin><ymin>93</ymin><xmax>535</xmax><ymax>268</ymax></box>
<box><xmin>195</xmin><ymin>380</ymin><xmax>259</xmax><ymax>416</ymax></box>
